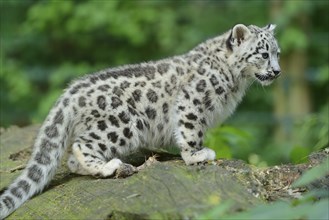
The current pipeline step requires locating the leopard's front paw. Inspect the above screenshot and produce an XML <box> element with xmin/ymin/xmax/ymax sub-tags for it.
<box><xmin>181</xmin><ymin>148</ymin><xmax>216</xmax><ymax>165</ymax></box>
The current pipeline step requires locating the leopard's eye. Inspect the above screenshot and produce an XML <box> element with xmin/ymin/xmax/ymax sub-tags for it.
<box><xmin>262</xmin><ymin>53</ymin><xmax>269</xmax><ymax>59</ymax></box>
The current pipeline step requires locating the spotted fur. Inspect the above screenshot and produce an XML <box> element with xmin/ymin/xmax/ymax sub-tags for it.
<box><xmin>0</xmin><ymin>24</ymin><xmax>281</xmax><ymax>218</ymax></box>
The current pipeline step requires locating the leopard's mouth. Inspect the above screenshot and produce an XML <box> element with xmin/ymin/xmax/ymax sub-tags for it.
<box><xmin>255</xmin><ymin>72</ymin><xmax>279</xmax><ymax>82</ymax></box>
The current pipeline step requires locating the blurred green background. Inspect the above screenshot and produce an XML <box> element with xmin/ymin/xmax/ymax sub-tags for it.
<box><xmin>0</xmin><ymin>0</ymin><xmax>328</xmax><ymax>166</ymax></box>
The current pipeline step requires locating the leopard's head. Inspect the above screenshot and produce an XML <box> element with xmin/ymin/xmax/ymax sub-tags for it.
<box><xmin>227</xmin><ymin>24</ymin><xmax>281</xmax><ymax>86</ymax></box>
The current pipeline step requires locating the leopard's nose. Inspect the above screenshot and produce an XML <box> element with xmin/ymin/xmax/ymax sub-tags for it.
<box><xmin>273</xmin><ymin>69</ymin><xmax>281</xmax><ymax>76</ymax></box>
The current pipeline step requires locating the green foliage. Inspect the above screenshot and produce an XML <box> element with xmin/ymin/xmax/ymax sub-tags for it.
<box><xmin>292</xmin><ymin>156</ymin><xmax>329</xmax><ymax>187</ymax></box>
<box><xmin>205</xmin><ymin>125</ymin><xmax>252</xmax><ymax>159</ymax></box>
<box><xmin>290</xmin><ymin>146</ymin><xmax>310</xmax><ymax>164</ymax></box>
<box><xmin>280</xmin><ymin>27</ymin><xmax>308</xmax><ymax>51</ymax></box>
<box><xmin>199</xmin><ymin>158</ymin><xmax>329</xmax><ymax>219</ymax></box>
<box><xmin>0</xmin><ymin>0</ymin><xmax>328</xmax><ymax>166</ymax></box>
<box><xmin>289</xmin><ymin>105</ymin><xmax>329</xmax><ymax>163</ymax></box>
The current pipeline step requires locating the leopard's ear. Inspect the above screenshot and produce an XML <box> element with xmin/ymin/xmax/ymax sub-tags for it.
<box><xmin>264</xmin><ymin>24</ymin><xmax>276</xmax><ymax>33</ymax></box>
<box><xmin>231</xmin><ymin>24</ymin><xmax>251</xmax><ymax>46</ymax></box>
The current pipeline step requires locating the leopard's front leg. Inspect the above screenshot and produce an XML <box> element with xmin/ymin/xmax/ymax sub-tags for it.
<box><xmin>174</xmin><ymin>97</ymin><xmax>216</xmax><ymax>165</ymax></box>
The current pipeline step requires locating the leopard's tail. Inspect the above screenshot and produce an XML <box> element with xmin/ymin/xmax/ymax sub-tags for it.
<box><xmin>0</xmin><ymin>101</ymin><xmax>72</xmax><ymax>219</ymax></box>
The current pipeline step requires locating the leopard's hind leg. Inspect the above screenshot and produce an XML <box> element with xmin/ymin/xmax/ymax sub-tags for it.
<box><xmin>69</xmin><ymin>139</ymin><xmax>122</xmax><ymax>177</ymax></box>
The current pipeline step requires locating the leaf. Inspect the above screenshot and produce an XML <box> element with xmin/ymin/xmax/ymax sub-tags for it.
<box><xmin>292</xmin><ymin>157</ymin><xmax>329</xmax><ymax>187</ymax></box>
<box><xmin>198</xmin><ymin>201</ymin><xmax>233</xmax><ymax>219</ymax></box>
<box><xmin>305</xmin><ymin>198</ymin><xmax>329</xmax><ymax>220</ymax></box>
<box><xmin>224</xmin><ymin>201</ymin><xmax>306</xmax><ymax>220</ymax></box>
<box><xmin>290</xmin><ymin>146</ymin><xmax>310</xmax><ymax>164</ymax></box>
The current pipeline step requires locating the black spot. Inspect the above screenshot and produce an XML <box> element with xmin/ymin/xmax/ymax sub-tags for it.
<box><xmin>200</xmin><ymin>118</ymin><xmax>207</xmax><ymax>125</ymax></box>
<box><xmin>98</xmin><ymin>84</ymin><xmax>110</xmax><ymax>91</ymax></box>
<box><xmin>83</xmin><ymin>153</ymin><xmax>90</xmax><ymax>157</ymax></box>
<box><xmin>188</xmin><ymin>141</ymin><xmax>197</xmax><ymax>148</ymax></box>
<box><xmin>196</xmin><ymin>80</ymin><xmax>206</xmax><ymax>92</ymax></box>
<box><xmin>97</xmin><ymin>95</ymin><xmax>107</xmax><ymax>110</ymax></box>
<box><xmin>18</xmin><ymin>180</ymin><xmax>30</xmax><ymax>193</ymax></box>
<box><xmin>78</xmin><ymin>96</ymin><xmax>86</xmax><ymax>107</ymax></box>
<box><xmin>90</xmin><ymin>132</ymin><xmax>101</xmax><ymax>140</ymax></box>
<box><xmin>171</xmin><ymin>75</ymin><xmax>177</xmax><ymax>85</ymax></box>
<box><xmin>110</xmin><ymin>147</ymin><xmax>117</xmax><ymax>154</ymax></box>
<box><xmin>184</xmin><ymin>122</ymin><xmax>194</xmax><ymax>129</ymax></box>
<box><xmin>123</xmin><ymin>127</ymin><xmax>133</xmax><ymax>139</ymax></box>
<box><xmin>10</xmin><ymin>180</ymin><xmax>30</xmax><ymax>199</ymax></box>
<box><xmin>162</xmin><ymin>103</ymin><xmax>169</xmax><ymax>114</ymax></box>
<box><xmin>151</xmin><ymin>81</ymin><xmax>162</xmax><ymax>88</ymax></box>
<box><xmin>3</xmin><ymin>196</ymin><xmax>15</xmax><ymax>209</ymax></box>
<box><xmin>111</xmin><ymin>96</ymin><xmax>122</xmax><ymax>109</ymax></box>
<box><xmin>97</xmin><ymin>150</ymin><xmax>105</xmax><ymax>158</ymax></box>
<box><xmin>10</xmin><ymin>187</ymin><xmax>23</xmax><ymax>199</ymax></box>
<box><xmin>87</xmin><ymin>89</ymin><xmax>95</xmax><ymax>96</ymax></box>
<box><xmin>40</xmin><ymin>138</ymin><xmax>59</xmax><ymax>151</ymax></box>
<box><xmin>45</xmin><ymin>125</ymin><xmax>58</xmax><ymax>138</ymax></box>
<box><xmin>197</xmin><ymin>67</ymin><xmax>206</xmax><ymax>75</ymax></box>
<box><xmin>107</xmin><ymin>132</ymin><xmax>118</xmax><ymax>143</ymax></box>
<box><xmin>97</xmin><ymin>120</ymin><xmax>108</xmax><ymax>131</ymax></box>
<box><xmin>145</xmin><ymin>107</ymin><xmax>157</xmax><ymax>120</ymax></box>
<box><xmin>182</xmin><ymin>89</ymin><xmax>190</xmax><ymax>99</ymax></box>
<box><xmin>99</xmin><ymin>71</ymin><xmax>114</xmax><ymax>80</ymax></box>
<box><xmin>119</xmin><ymin>139</ymin><xmax>126</xmax><ymax>146</ymax></box>
<box><xmin>203</xmin><ymin>91</ymin><xmax>212</xmax><ymax>109</ymax></box>
<box><xmin>193</xmin><ymin>99</ymin><xmax>201</xmax><ymax>105</ymax></box>
<box><xmin>118</xmin><ymin>111</ymin><xmax>130</xmax><ymax>124</ymax></box>
<box><xmin>89</xmin><ymin>75</ymin><xmax>98</xmax><ymax>83</ymax></box>
<box><xmin>113</xmin><ymin>86</ymin><xmax>123</xmax><ymax>97</ymax></box>
<box><xmin>157</xmin><ymin>123</ymin><xmax>164</xmax><ymax>132</ymax></box>
<box><xmin>86</xmin><ymin>143</ymin><xmax>93</xmax><ymax>150</ymax></box>
<box><xmin>73</xmin><ymin>106</ymin><xmax>78</xmax><ymax>115</ymax></box>
<box><xmin>134</xmin><ymin>81</ymin><xmax>146</xmax><ymax>87</ymax></box>
<box><xmin>62</xmin><ymin>98</ymin><xmax>69</xmax><ymax>107</ymax></box>
<box><xmin>70</xmin><ymin>83</ymin><xmax>90</xmax><ymax>94</ymax></box>
<box><xmin>128</xmin><ymin>107</ymin><xmax>138</xmax><ymax>116</ymax></box>
<box><xmin>173</xmin><ymin>58</ymin><xmax>183</xmax><ymax>64</ymax></box>
<box><xmin>157</xmin><ymin>63</ymin><xmax>169</xmax><ymax>74</ymax></box>
<box><xmin>54</xmin><ymin>109</ymin><xmax>64</xmax><ymax>125</ymax></box>
<box><xmin>136</xmin><ymin>119</ymin><xmax>144</xmax><ymax>130</ymax></box>
<box><xmin>144</xmin><ymin>66</ymin><xmax>156</xmax><ymax>80</ymax></box>
<box><xmin>186</xmin><ymin>113</ymin><xmax>198</xmax><ymax>121</ymax></box>
<box><xmin>98</xmin><ymin>143</ymin><xmax>107</xmax><ymax>152</ymax></box>
<box><xmin>143</xmin><ymin>120</ymin><xmax>150</xmax><ymax>129</ymax></box>
<box><xmin>146</xmin><ymin>89</ymin><xmax>158</xmax><ymax>103</ymax></box>
<box><xmin>215</xmin><ymin>87</ymin><xmax>225</xmax><ymax>95</ymax></box>
<box><xmin>222</xmin><ymin>72</ymin><xmax>230</xmax><ymax>82</ymax></box>
<box><xmin>127</xmin><ymin>97</ymin><xmax>136</xmax><ymax>108</ymax></box>
<box><xmin>132</xmin><ymin>89</ymin><xmax>142</xmax><ymax>102</ymax></box>
<box><xmin>91</xmin><ymin>110</ymin><xmax>100</xmax><ymax>118</ymax></box>
<box><xmin>178</xmin><ymin>106</ymin><xmax>185</xmax><ymax>111</ymax></box>
<box><xmin>35</xmin><ymin>151</ymin><xmax>51</xmax><ymax>165</ymax></box>
<box><xmin>120</xmin><ymin>81</ymin><xmax>130</xmax><ymax>89</ymax></box>
<box><xmin>198</xmin><ymin>131</ymin><xmax>203</xmax><ymax>137</ymax></box>
<box><xmin>210</xmin><ymin>75</ymin><xmax>219</xmax><ymax>86</ymax></box>
<box><xmin>165</xmin><ymin>82</ymin><xmax>173</xmax><ymax>96</ymax></box>
<box><xmin>176</xmin><ymin>66</ymin><xmax>184</xmax><ymax>75</ymax></box>
<box><xmin>27</xmin><ymin>165</ymin><xmax>43</xmax><ymax>183</ymax></box>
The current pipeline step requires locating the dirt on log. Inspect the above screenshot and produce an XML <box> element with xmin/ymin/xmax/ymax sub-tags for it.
<box><xmin>0</xmin><ymin>125</ymin><xmax>327</xmax><ymax>219</ymax></box>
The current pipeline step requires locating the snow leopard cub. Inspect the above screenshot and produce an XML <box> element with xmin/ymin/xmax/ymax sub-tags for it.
<box><xmin>0</xmin><ymin>24</ymin><xmax>280</xmax><ymax>218</ymax></box>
